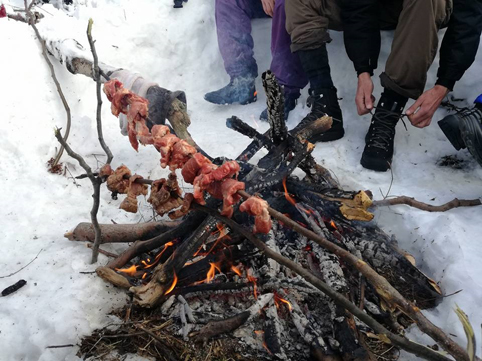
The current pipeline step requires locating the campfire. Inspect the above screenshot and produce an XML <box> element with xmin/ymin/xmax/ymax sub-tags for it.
<box><xmin>63</xmin><ymin>71</ymin><xmax>454</xmax><ymax>361</ymax></box>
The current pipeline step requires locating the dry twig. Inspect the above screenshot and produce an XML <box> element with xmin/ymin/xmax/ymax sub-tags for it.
<box><xmin>0</xmin><ymin>248</ymin><xmax>43</xmax><ymax>279</ymax></box>
<box><xmin>372</xmin><ymin>196</ymin><xmax>481</xmax><ymax>212</ymax></box>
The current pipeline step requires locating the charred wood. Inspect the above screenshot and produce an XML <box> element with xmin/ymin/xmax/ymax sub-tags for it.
<box><xmin>106</xmin><ymin>213</ymin><xmax>204</xmax><ymax>270</ymax></box>
<box><xmin>262</xmin><ymin>71</ymin><xmax>289</xmax><ymax>144</ymax></box>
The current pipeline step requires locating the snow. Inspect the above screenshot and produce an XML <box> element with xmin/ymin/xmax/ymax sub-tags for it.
<box><xmin>0</xmin><ymin>1</ymin><xmax>481</xmax><ymax>360</ymax></box>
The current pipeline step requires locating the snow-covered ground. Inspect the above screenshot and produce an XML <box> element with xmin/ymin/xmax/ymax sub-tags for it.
<box><xmin>0</xmin><ymin>1</ymin><xmax>481</xmax><ymax>360</ymax></box>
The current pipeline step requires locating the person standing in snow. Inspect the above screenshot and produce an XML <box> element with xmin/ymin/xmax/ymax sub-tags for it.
<box><xmin>286</xmin><ymin>0</ymin><xmax>482</xmax><ymax>172</ymax></box>
<box><xmin>204</xmin><ymin>0</ymin><xmax>308</xmax><ymax>121</ymax></box>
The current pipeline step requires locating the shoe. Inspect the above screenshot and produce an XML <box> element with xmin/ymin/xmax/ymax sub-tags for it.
<box><xmin>360</xmin><ymin>91</ymin><xmax>407</xmax><ymax>172</ymax></box>
<box><xmin>291</xmin><ymin>87</ymin><xmax>344</xmax><ymax>142</ymax></box>
<box><xmin>259</xmin><ymin>92</ymin><xmax>299</xmax><ymax>121</ymax></box>
<box><xmin>459</xmin><ymin>106</ymin><xmax>482</xmax><ymax>167</ymax></box>
<box><xmin>204</xmin><ymin>77</ymin><xmax>257</xmax><ymax>105</ymax></box>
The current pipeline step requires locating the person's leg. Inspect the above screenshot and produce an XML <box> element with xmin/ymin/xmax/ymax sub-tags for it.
<box><xmin>205</xmin><ymin>0</ymin><xmax>267</xmax><ymax>105</ymax></box>
<box><xmin>286</xmin><ymin>0</ymin><xmax>345</xmax><ymax>142</ymax></box>
<box><xmin>260</xmin><ymin>0</ymin><xmax>309</xmax><ymax>121</ymax></box>
<box><xmin>270</xmin><ymin>0</ymin><xmax>308</xmax><ymax>92</ymax></box>
<box><xmin>361</xmin><ymin>0</ymin><xmax>450</xmax><ymax>171</ymax></box>
<box><xmin>381</xmin><ymin>0</ymin><xmax>451</xmax><ymax>99</ymax></box>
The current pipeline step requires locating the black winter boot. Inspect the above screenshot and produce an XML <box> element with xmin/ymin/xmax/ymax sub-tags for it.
<box><xmin>204</xmin><ymin>77</ymin><xmax>257</xmax><ymax>105</ymax></box>
<box><xmin>438</xmin><ymin>103</ymin><xmax>482</xmax><ymax>167</ymax></box>
<box><xmin>259</xmin><ymin>92</ymin><xmax>299</xmax><ymax>121</ymax></box>
<box><xmin>291</xmin><ymin>87</ymin><xmax>344</xmax><ymax>142</ymax></box>
<box><xmin>361</xmin><ymin>90</ymin><xmax>408</xmax><ymax>172</ymax></box>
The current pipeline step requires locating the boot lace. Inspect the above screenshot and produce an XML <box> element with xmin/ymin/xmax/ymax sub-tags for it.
<box><xmin>368</xmin><ymin>107</ymin><xmax>407</xmax><ymax>150</ymax></box>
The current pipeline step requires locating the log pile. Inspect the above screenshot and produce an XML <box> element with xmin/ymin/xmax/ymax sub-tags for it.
<box><xmin>66</xmin><ymin>72</ymin><xmax>460</xmax><ymax>361</ymax></box>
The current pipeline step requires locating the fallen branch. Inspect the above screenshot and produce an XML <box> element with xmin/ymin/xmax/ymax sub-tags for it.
<box><xmin>372</xmin><ymin>196</ymin><xmax>481</xmax><ymax>212</ymax></box>
<box><xmin>0</xmin><ymin>248</ymin><xmax>43</xmax><ymax>279</ymax></box>
<box><xmin>193</xmin><ymin>203</ymin><xmax>451</xmax><ymax>361</ymax></box>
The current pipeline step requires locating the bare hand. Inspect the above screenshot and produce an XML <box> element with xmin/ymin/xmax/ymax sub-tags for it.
<box><xmin>406</xmin><ymin>85</ymin><xmax>449</xmax><ymax>128</ymax></box>
<box><xmin>261</xmin><ymin>0</ymin><xmax>275</xmax><ymax>17</ymax></box>
<box><xmin>356</xmin><ymin>72</ymin><xmax>375</xmax><ymax>115</ymax></box>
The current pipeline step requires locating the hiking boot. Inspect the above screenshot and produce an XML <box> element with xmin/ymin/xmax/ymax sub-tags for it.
<box><xmin>259</xmin><ymin>92</ymin><xmax>299</xmax><ymax>121</ymax></box>
<box><xmin>291</xmin><ymin>87</ymin><xmax>344</xmax><ymax>142</ymax></box>
<box><xmin>204</xmin><ymin>77</ymin><xmax>257</xmax><ymax>105</ymax></box>
<box><xmin>439</xmin><ymin>103</ymin><xmax>482</xmax><ymax>167</ymax></box>
<box><xmin>361</xmin><ymin>91</ymin><xmax>407</xmax><ymax>172</ymax></box>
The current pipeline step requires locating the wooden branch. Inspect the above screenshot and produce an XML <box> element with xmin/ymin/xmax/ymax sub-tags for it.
<box><xmin>262</xmin><ymin>70</ymin><xmax>288</xmax><ymax>144</ymax></box>
<box><xmin>54</xmin><ymin>129</ymin><xmax>103</xmax><ymax>264</ymax></box>
<box><xmin>65</xmin><ymin>221</ymin><xmax>181</xmax><ymax>244</ymax></box>
<box><xmin>106</xmin><ymin>223</ymin><xmax>186</xmax><ymax>270</ymax></box>
<box><xmin>24</xmin><ymin>0</ymin><xmax>71</xmax><ymax>168</ymax></box>
<box><xmin>86</xmin><ymin>18</ymin><xmax>113</xmax><ymax>263</ymax></box>
<box><xmin>193</xmin><ymin>203</ymin><xmax>452</xmax><ymax>361</ymax></box>
<box><xmin>129</xmin><ymin>217</ymin><xmax>216</xmax><ymax>307</ymax></box>
<box><xmin>87</xmin><ymin>19</ymin><xmax>113</xmax><ymax>165</ymax></box>
<box><xmin>85</xmin><ymin>243</ymin><xmax>118</xmax><ymax>258</ymax></box>
<box><xmin>96</xmin><ymin>266</ymin><xmax>131</xmax><ymax>288</ymax></box>
<box><xmin>194</xmin><ymin>311</ymin><xmax>250</xmax><ymax>343</ymax></box>
<box><xmin>372</xmin><ymin>196</ymin><xmax>481</xmax><ymax>212</ymax></box>
<box><xmin>233</xmin><ymin>190</ymin><xmax>470</xmax><ymax>361</ymax></box>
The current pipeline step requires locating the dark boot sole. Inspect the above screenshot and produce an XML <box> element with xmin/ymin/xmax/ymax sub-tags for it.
<box><xmin>360</xmin><ymin>152</ymin><xmax>391</xmax><ymax>172</ymax></box>
<box><xmin>460</xmin><ymin>116</ymin><xmax>482</xmax><ymax>167</ymax></box>
<box><xmin>438</xmin><ymin>115</ymin><xmax>466</xmax><ymax>150</ymax></box>
<box><xmin>204</xmin><ymin>94</ymin><xmax>257</xmax><ymax>106</ymax></box>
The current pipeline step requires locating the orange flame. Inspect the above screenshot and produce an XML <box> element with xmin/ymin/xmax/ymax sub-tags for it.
<box><xmin>247</xmin><ymin>269</ymin><xmax>258</xmax><ymax>299</ymax></box>
<box><xmin>263</xmin><ymin>341</ymin><xmax>273</xmax><ymax>355</ymax></box>
<box><xmin>282</xmin><ymin>177</ymin><xmax>297</xmax><ymax>207</ymax></box>
<box><xmin>206</xmin><ymin>262</ymin><xmax>217</xmax><ymax>283</ymax></box>
<box><xmin>116</xmin><ymin>264</ymin><xmax>137</xmax><ymax>276</ymax></box>
<box><xmin>254</xmin><ymin>330</ymin><xmax>272</xmax><ymax>354</ymax></box>
<box><xmin>329</xmin><ymin>220</ymin><xmax>338</xmax><ymax>230</ymax></box>
<box><xmin>141</xmin><ymin>241</ymin><xmax>174</xmax><ymax>270</ymax></box>
<box><xmin>231</xmin><ymin>265</ymin><xmax>243</xmax><ymax>276</ymax></box>
<box><xmin>193</xmin><ymin>243</ymin><xmax>204</xmax><ymax>257</ymax></box>
<box><xmin>274</xmin><ymin>293</ymin><xmax>293</xmax><ymax>312</ymax></box>
<box><xmin>164</xmin><ymin>271</ymin><xmax>178</xmax><ymax>295</ymax></box>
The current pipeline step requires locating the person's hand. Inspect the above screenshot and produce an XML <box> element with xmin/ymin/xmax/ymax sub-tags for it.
<box><xmin>356</xmin><ymin>72</ymin><xmax>375</xmax><ymax>115</ymax></box>
<box><xmin>406</xmin><ymin>85</ymin><xmax>449</xmax><ymax>128</ymax></box>
<box><xmin>261</xmin><ymin>0</ymin><xmax>275</xmax><ymax>17</ymax></box>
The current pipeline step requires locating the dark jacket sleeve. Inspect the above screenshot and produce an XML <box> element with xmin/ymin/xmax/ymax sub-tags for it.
<box><xmin>341</xmin><ymin>0</ymin><xmax>380</xmax><ymax>76</ymax></box>
<box><xmin>436</xmin><ymin>0</ymin><xmax>482</xmax><ymax>90</ymax></box>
